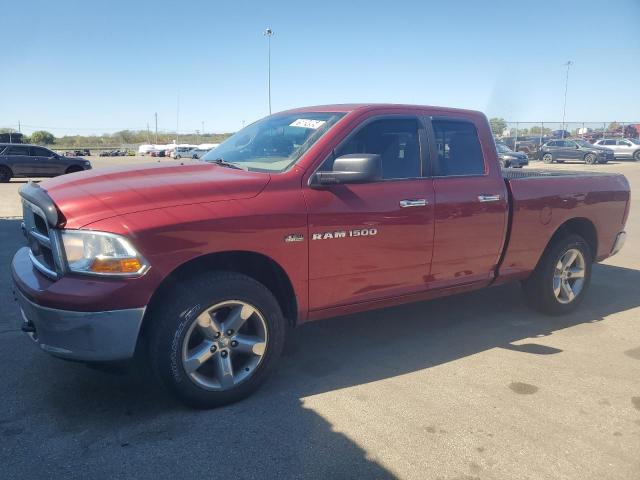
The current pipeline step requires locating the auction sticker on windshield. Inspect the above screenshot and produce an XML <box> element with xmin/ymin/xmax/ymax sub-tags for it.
<box><xmin>290</xmin><ymin>119</ymin><xmax>326</xmax><ymax>129</ymax></box>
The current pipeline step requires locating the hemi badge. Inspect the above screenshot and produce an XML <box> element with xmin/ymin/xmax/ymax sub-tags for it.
<box><xmin>284</xmin><ymin>234</ymin><xmax>304</xmax><ymax>243</ymax></box>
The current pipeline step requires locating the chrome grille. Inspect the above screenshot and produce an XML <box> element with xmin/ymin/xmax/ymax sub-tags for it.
<box><xmin>22</xmin><ymin>200</ymin><xmax>62</xmax><ymax>280</ymax></box>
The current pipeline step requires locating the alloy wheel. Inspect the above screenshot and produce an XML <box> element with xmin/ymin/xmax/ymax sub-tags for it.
<box><xmin>553</xmin><ymin>248</ymin><xmax>586</xmax><ymax>304</ymax></box>
<box><xmin>181</xmin><ymin>300</ymin><xmax>268</xmax><ymax>391</ymax></box>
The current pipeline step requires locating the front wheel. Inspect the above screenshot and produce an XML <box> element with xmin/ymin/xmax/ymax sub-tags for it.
<box><xmin>542</xmin><ymin>153</ymin><xmax>554</xmax><ymax>164</ymax></box>
<box><xmin>584</xmin><ymin>153</ymin><xmax>597</xmax><ymax>164</ymax></box>
<box><xmin>634</xmin><ymin>150</ymin><xmax>640</xmax><ymax>161</ymax></box>
<box><xmin>522</xmin><ymin>234</ymin><xmax>592</xmax><ymax>315</ymax></box>
<box><xmin>148</xmin><ymin>272</ymin><xmax>286</xmax><ymax>408</ymax></box>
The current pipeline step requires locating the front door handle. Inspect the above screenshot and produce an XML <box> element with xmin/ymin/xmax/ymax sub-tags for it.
<box><xmin>400</xmin><ymin>199</ymin><xmax>428</xmax><ymax>208</ymax></box>
<box><xmin>478</xmin><ymin>194</ymin><xmax>502</xmax><ymax>203</ymax></box>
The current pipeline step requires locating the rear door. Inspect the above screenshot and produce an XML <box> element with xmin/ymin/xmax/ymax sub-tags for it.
<box><xmin>3</xmin><ymin>145</ymin><xmax>33</xmax><ymax>176</ymax></box>
<box><xmin>558</xmin><ymin>140</ymin><xmax>580</xmax><ymax>160</ymax></box>
<box><xmin>304</xmin><ymin>115</ymin><xmax>435</xmax><ymax>311</ymax></box>
<box><xmin>427</xmin><ymin>117</ymin><xmax>509</xmax><ymax>288</ymax></box>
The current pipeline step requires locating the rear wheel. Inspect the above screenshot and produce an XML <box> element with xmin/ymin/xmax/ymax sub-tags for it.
<box><xmin>0</xmin><ymin>166</ymin><xmax>11</xmax><ymax>183</ymax></box>
<box><xmin>542</xmin><ymin>153</ymin><xmax>554</xmax><ymax>164</ymax></box>
<box><xmin>584</xmin><ymin>153</ymin><xmax>597</xmax><ymax>164</ymax></box>
<box><xmin>148</xmin><ymin>272</ymin><xmax>286</xmax><ymax>408</ymax></box>
<box><xmin>522</xmin><ymin>234</ymin><xmax>592</xmax><ymax>315</ymax></box>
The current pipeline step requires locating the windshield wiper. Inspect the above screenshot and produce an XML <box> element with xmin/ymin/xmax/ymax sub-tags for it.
<box><xmin>211</xmin><ymin>158</ymin><xmax>245</xmax><ymax>170</ymax></box>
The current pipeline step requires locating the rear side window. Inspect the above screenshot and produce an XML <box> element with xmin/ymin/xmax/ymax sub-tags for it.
<box><xmin>334</xmin><ymin>118</ymin><xmax>422</xmax><ymax>179</ymax></box>
<box><xmin>5</xmin><ymin>146</ymin><xmax>29</xmax><ymax>156</ymax></box>
<box><xmin>432</xmin><ymin>120</ymin><xmax>484</xmax><ymax>176</ymax></box>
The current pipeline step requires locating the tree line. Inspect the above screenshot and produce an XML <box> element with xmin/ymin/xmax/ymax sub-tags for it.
<box><xmin>0</xmin><ymin>128</ymin><xmax>233</xmax><ymax>148</ymax></box>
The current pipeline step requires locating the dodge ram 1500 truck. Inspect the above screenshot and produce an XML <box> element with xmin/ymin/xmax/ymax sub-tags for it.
<box><xmin>12</xmin><ymin>104</ymin><xmax>630</xmax><ymax>408</ymax></box>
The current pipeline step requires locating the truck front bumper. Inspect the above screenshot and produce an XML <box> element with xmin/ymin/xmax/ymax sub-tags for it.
<box><xmin>12</xmin><ymin>247</ymin><xmax>145</xmax><ymax>362</ymax></box>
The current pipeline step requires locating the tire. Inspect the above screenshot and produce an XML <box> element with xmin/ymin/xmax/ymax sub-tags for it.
<box><xmin>0</xmin><ymin>166</ymin><xmax>11</xmax><ymax>183</ymax></box>
<box><xmin>522</xmin><ymin>234</ymin><xmax>592</xmax><ymax>315</ymax></box>
<box><xmin>542</xmin><ymin>153</ymin><xmax>554</xmax><ymax>164</ymax></box>
<box><xmin>65</xmin><ymin>166</ymin><xmax>83</xmax><ymax>174</ymax></box>
<box><xmin>634</xmin><ymin>150</ymin><xmax>640</xmax><ymax>161</ymax></box>
<box><xmin>499</xmin><ymin>159</ymin><xmax>506</xmax><ymax>168</ymax></box>
<box><xmin>584</xmin><ymin>153</ymin><xmax>597</xmax><ymax>165</ymax></box>
<box><xmin>148</xmin><ymin>271</ymin><xmax>286</xmax><ymax>408</ymax></box>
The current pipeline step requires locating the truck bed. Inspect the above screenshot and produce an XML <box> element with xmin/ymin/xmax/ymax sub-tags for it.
<box><xmin>498</xmin><ymin>168</ymin><xmax>630</xmax><ymax>280</ymax></box>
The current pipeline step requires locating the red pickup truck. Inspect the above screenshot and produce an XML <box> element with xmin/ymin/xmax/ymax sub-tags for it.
<box><xmin>12</xmin><ymin>104</ymin><xmax>630</xmax><ymax>408</ymax></box>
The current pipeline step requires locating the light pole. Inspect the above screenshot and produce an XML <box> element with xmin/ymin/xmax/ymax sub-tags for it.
<box><xmin>264</xmin><ymin>27</ymin><xmax>274</xmax><ymax>114</ymax></box>
<box><xmin>561</xmin><ymin>60</ymin><xmax>573</xmax><ymax>138</ymax></box>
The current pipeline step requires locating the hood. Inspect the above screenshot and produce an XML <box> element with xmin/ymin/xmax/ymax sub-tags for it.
<box><xmin>499</xmin><ymin>151</ymin><xmax>527</xmax><ymax>159</ymax></box>
<box><xmin>41</xmin><ymin>160</ymin><xmax>270</xmax><ymax>228</ymax></box>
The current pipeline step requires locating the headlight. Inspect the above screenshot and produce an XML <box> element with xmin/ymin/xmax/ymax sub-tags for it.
<box><xmin>83</xmin><ymin>161</ymin><xmax>91</xmax><ymax>166</ymax></box>
<box><xmin>61</xmin><ymin>230</ymin><xmax>149</xmax><ymax>276</ymax></box>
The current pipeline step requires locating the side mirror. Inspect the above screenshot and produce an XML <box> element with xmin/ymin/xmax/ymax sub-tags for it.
<box><xmin>312</xmin><ymin>154</ymin><xmax>382</xmax><ymax>186</ymax></box>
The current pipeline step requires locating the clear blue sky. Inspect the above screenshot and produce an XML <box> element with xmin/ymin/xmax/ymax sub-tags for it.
<box><xmin>2</xmin><ymin>0</ymin><xmax>639</xmax><ymax>136</ymax></box>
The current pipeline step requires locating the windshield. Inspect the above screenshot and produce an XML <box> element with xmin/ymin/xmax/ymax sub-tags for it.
<box><xmin>574</xmin><ymin>139</ymin><xmax>592</xmax><ymax>147</ymax></box>
<box><xmin>202</xmin><ymin>112</ymin><xmax>345</xmax><ymax>172</ymax></box>
<box><xmin>496</xmin><ymin>143</ymin><xmax>512</xmax><ymax>153</ymax></box>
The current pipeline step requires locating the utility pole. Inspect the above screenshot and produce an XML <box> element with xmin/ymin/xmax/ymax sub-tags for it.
<box><xmin>264</xmin><ymin>27</ymin><xmax>274</xmax><ymax>114</ymax></box>
<box><xmin>18</xmin><ymin>121</ymin><xmax>21</xmax><ymax>132</ymax></box>
<box><xmin>146</xmin><ymin>123</ymin><xmax>151</xmax><ymax>143</ymax></box>
<box><xmin>176</xmin><ymin>94</ymin><xmax>180</xmax><ymax>145</ymax></box>
<box><xmin>201</xmin><ymin>121</ymin><xmax>205</xmax><ymax>142</ymax></box>
<box><xmin>561</xmin><ymin>61</ymin><xmax>573</xmax><ymax>139</ymax></box>
<box><xmin>154</xmin><ymin>112</ymin><xmax>158</xmax><ymax>145</ymax></box>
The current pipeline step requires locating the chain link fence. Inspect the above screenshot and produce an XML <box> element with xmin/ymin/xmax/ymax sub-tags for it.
<box><xmin>496</xmin><ymin>121</ymin><xmax>640</xmax><ymax>156</ymax></box>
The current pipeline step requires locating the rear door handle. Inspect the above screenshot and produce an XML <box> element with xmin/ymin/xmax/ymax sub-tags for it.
<box><xmin>400</xmin><ymin>199</ymin><xmax>428</xmax><ymax>208</ymax></box>
<box><xmin>477</xmin><ymin>194</ymin><xmax>502</xmax><ymax>203</ymax></box>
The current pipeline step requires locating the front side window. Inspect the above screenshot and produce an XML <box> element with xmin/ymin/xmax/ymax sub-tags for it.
<box><xmin>6</xmin><ymin>146</ymin><xmax>28</xmax><ymax>156</ymax></box>
<box><xmin>618</xmin><ymin>140</ymin><xmax>631</xmax><ymax>146</ymax></box>
<box><xmin>30</xmin><ymin>147</ymin><xmax>52</xmax><ymax>157</ymax></box>
<box><xmin>331</xmin><ymin>118</ymin><xmax>422</xmax><ymax>179</ymax></box>
<box><xmin>432</xmin><ymin>120</ymin><xmax>484</xmax><ymax>176</ymax></box>
<box><xmin>202</xmin><ymin>112</ymin><xmax>345</xmax><ymax>173</ymax></box>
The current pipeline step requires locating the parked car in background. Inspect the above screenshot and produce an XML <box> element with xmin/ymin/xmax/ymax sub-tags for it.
<box><xmin>496</xmin><ymin>143</ymin><xmax>529</xmax><ymax>168</ymax></box>
<box><xmin>0</xmin><ymin>143</ymin><xmax>92</xmax><ymax>182</ymax></box>
<box><xmin>190</xmin><ymin>148</ymin><xmax>210</xmax><ymax>159</ymax></box>
<box><xmin>173</xmin><ymin>147</ymin><xmax>195</xmax><ymax>159</ymax></box>
<box><xmin>594</xmin><ymin>139</ymin><xmax>640</xmax><ymax>161</ymax></box>
<box><xmin>551</xmin><ymin>129</ymin><xmax>571</xmax><ymax>139</ymax></box>
<box><xmin>150</xmin><ymin>149</ymin><xmax>166</xmax><ymax>157</ymax></box>
<box><xmin>500</xmin><ymin>136</ymin><xmax>537</xmax><ymax>156</ymax></box>
<box><xmin>539</xmin><ymin>139</ymin><xmax>614</xmax><ymax>164</ymax></box>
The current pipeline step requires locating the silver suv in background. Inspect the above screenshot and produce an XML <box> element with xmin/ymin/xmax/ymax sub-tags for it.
<box><xmin>594</xmin><ymin>138</ymin><xmax>640</xmax><ymax>161</ymax></box>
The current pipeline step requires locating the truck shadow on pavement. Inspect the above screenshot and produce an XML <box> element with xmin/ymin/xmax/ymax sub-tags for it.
<box><xmin>1</xmin><ymin>216</ymin><xmax>639</xmax><ymax>479</ymax></box>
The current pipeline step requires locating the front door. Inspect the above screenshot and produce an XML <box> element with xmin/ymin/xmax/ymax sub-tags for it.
<box><xmin>29</xmin><ymin>147</ymin><xmax>60</xmax><ymax>176</ymax></box>
<box><xmin>428</xmin><ymin>117</ymin><xmax>509</xmax><ymax>288</ymax></box>
<box><xmin>304</xmin><ymin>116</ymin><xmax>435</xmax><ymax>311</ymax></box>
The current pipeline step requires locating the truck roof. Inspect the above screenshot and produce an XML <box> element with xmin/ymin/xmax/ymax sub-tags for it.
<box><xmin>279</xmin><ymin>103</ymin><xmax>484</xmax><ymax>117</ymax></box>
